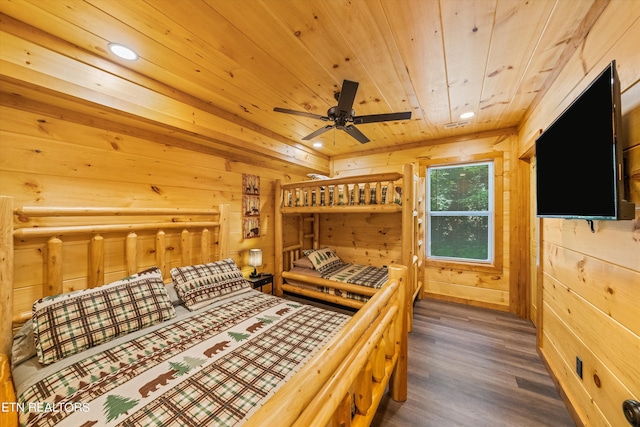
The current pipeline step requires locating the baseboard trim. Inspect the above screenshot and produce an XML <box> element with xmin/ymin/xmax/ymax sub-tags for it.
<box><xmin>537</xmin><ymin>345</ymin><xmax>583</xmax><ymax>427</ymax></box>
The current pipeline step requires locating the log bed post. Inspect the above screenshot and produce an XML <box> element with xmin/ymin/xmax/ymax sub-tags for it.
<box><xmin>217</xmin><ymin>203</ymin><xmax>230</xmax><ymax>259</ymax></box>
<box><xmin>0</xmin><ymin>196</ymin><xmax>13</xmax><ymax>356</ymax></box>
<box><xmin>389</xmin><ymin>264</ymin><xmax>409</xmax><ymax>401</ymax></box>
<box><xmin>313</xmin><ymin>213</ymin><xmax>319</xmax><ymax>249</ymax></box>
<box><xmin>0</xmin><ymin>197</ymin><xmax>17</xmax><ymax>427</ymax></box>
<box><xmin>0</xmin><ymin>354</ymin><xmax>17</xmax><ymax>427</ymax></box>
<box><xmin>201</xmin><ymin>228</ymin><xmax>210</xmax><ymax>263</ymax></box>
<box><xmin>88</xmin><ymin>235</ymin><xmax>105</xmax><ymax>288</ymax></box>
<box><xmin>156</xmin><ymin>230</ymin><xmax>167</xmax><ymax>278</ymax></box>
<box><xmin>126</xmin><ymin>232</ymin><xmax>138</xmax><ymax>276</ymax></box>
<box><xmin>402</xmin><ymin>163</ymin><xmax>416</xmax><ymax>330</ymax></box>
<box><xmin>275</xmin><ymin>179</ymin><xmax>284</xmax><ymax>296</ymax></box>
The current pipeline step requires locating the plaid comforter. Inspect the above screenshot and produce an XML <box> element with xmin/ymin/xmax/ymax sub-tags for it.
<box><xmin>17</xmin><ymin>291</ymin><xmax>350</xmax><ymax>427</ymax></box>
<box><xmin>317</xmin><ymin>263</ymin><xmax>388</xmax><ymax>302</ymax></box>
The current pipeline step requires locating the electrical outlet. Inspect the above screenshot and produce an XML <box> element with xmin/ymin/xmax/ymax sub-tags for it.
<box><xmin>576</xmin><ymin>356</ymin><xmax>583</xmax><ymax>379</ymax></box>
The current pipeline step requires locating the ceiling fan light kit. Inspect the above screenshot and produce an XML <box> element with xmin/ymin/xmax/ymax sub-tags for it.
<box><xmin>274</xmin><ymin>80</ymin><xmax>412</xmax><ymax>144</ymax></box>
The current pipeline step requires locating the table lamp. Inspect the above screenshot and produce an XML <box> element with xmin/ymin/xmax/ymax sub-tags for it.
<box><xmin>248</xmin><ymin>248</ymin><xmax>262</xmax><ymax>278</ymax></box>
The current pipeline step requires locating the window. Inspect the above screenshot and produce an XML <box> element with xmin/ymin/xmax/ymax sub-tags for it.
<box><xmin>427</xmin><ymin>161</ymin><xmax>494</xmax><ymax>263</ymax></box>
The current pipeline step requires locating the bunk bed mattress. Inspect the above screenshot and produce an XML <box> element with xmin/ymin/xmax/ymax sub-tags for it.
<box><xmin>13</xmin><ymin>289</ymin><xmax>351</xmax><ymax>427</ymax></box>
<box><xmin>287</xmin><ymin>263</ymin><xmax>388</xmax><ymax>302</ymax></box>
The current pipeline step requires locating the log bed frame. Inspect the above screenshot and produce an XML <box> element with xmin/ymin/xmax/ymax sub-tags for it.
<box><xmin>275</xmin><ymin>163</ymin><xmax>422</xmax><ymax>325</ymax></box>
<box><xmin>0</xmin><ymin>195</ymin><xmax>408</xmax><ymax>427</ymax></box>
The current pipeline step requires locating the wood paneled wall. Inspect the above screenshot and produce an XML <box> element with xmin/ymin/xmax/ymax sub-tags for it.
<box><xmin>318</xmin><ymin>212</ymin><xmax>403</xmax><ymax>268</ymax></box>
<box><xmin>518</xmin><ymin>2</ymin><xmax>640</xmax><ymax>426</ymax></box>
<box><xmin>0</xmin><ymin>101</ymin><xmax>306</xmax><ymax>317</ymax></box>
<box><xmin>331</xmin><ymin>133</ymin><xmax>517</xmax><ymax>312</ymax></box>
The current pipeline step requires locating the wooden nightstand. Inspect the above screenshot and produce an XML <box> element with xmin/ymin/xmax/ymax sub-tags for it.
<box><xmin>247</xmin><ymin>273</ymin><xmax>273</xmax><ymax>294</ymax></box>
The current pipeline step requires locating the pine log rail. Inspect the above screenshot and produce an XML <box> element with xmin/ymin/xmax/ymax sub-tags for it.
<box><xmin>14</xmin><ymin>206</ymin><xmax>220</xmax><ymax>216</ymax></box>
<box><xmin>12</xmin><ymin>221</ymin><xmax>222</xmax><ymax>239</ymax></box>
<box><xmin>280</xmin><ymin>171</ymin><xmax>403</xmax><ymax>213</ymax></box>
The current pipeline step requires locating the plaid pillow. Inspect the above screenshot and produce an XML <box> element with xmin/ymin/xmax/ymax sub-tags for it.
<box><xmin>306</xmin><ymin>248</ymin><xmax>343</xmax><ymax>274</ymax></box>
<box><xmin>32</xmin><ymin>267</ymin><xmax>175</xmax><ymax>366</ymax></box>
<box><xmin>170</xmin><ymin>258</ymin><xmax>250</xmax><ymax>311</ymax></box>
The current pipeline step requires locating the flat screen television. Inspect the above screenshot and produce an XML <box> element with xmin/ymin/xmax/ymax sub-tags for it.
<box><xmin>535</xmin><ymin>60</ymin><xmax>635</xmax><ymax>220</ymax></box>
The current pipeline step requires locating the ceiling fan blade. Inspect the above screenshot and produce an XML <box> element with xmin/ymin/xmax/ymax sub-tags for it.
<box><xmin>343</xmin><ymin>124</ymin><xmax>370</xmax><ymax>143</ymax></box>
<box><xmin>302</xmin><ymin>125</ymin><xmax>335</xmax><ymax>140</ymax></box>
<box><xmin>273</xmin><ymin>107</ymin><xmax>328</xmax><ymax>121</ymax></box>
<box><xmin>336</xmin><ymin>80</ymin><xmax>359</xmax><ymax>115</ymax></box>
<box><xmin>352</xmin><ymin>111</ymin><xmax>412</xmax><ymax>124</ymax></box>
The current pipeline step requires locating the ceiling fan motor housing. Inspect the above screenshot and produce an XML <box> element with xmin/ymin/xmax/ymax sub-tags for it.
<box><xmin>328</xmin><ymin>106</ymin><xmax>355</xmax><ymax>126</ymax></box>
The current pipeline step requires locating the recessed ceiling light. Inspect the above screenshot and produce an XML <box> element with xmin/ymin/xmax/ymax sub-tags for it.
<box><xmin>460</xmin><ymin>111</ymin><xmax>475</xmax><ymax>119</ymax></box>
<box><xmin>313</xmin><ymin>142</ymin><xmax>322</xmax><ymax>148</ymax></box>
<box><xmin>108</xmin><ymin>43</ymin><xmax>138</xmax><ymax>60</ymax></box>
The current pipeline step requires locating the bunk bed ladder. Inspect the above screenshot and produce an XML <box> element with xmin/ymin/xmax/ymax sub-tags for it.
<box><xmin>416</xmin><ymin>174</ymin><xmax>426</xmax><ymax>299</ymax></box>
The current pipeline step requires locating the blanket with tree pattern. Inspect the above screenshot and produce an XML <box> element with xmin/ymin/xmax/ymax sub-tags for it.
<box><xmin>17</xmin><ymin>291</ymin><xmax>350</xmax><ymax>427</ymax></box>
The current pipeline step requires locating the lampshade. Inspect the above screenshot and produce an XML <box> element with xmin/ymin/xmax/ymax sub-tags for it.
<box><xmin>248</xmin><ymin>249</ymin><xmax>262</xmax><ymax>278</ymax></box>
<box><xmin>248</xmin><ymin>249</ymin><xmax>262</xmax><ymax>267</ymax></box>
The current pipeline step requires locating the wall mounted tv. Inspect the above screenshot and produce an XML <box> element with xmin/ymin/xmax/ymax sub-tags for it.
<box><xmin>535</xmin><ymin>60</ymin><xmax>635</xmax><ymax>220</ymax></box>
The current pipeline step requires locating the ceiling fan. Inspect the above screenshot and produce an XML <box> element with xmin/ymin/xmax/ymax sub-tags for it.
<box><xmin>273</xmin><ymin>80</ymin><xmax>412</xmax><ymax>143</ymax></box>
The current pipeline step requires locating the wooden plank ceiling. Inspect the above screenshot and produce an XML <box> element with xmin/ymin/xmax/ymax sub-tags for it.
<box><xmin>0</xmin><ymin>0</ymin><xmax>603</xmax><ymax>173</ymax></box>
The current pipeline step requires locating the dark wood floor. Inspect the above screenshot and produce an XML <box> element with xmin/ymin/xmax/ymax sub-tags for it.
<box><xmin>371</xmin><ymin>298</ymin><xmax>576</xmax><ymax>427</ymax></box>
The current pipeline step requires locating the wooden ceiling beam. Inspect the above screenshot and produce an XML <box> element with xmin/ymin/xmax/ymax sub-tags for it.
<box><xmin>0</xmin><ymin>14</ymin><xmax>329</xmax><ymax>174</ymax></box>
<box><xmin>0</xmin><ymin>80</ymin><xmax>328</xmax><ymax>177</ymax></box>
<box><xmin>330</xmin><ymin>126</ymin><xmax>518</xmax><ymax>162</ymax></box>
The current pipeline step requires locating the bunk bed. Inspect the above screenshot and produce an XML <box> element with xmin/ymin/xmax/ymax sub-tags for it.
<box><xmin>274</xmin><ymin>164</ymin><xmax>423</xmax><ymax>322</ymax></box>
<box><xmin>0</xmin><ymin>196</ymin><xmax>409</xmax><ymax>427</ymax></box>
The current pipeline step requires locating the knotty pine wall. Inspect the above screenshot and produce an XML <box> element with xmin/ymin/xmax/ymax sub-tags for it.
<box><xmin>317</xmin><ymin>211</ymin><xmax>403</xmax><ymax>268</ymax></box>
<box><xmin>0</xmin><ymin>103</ymin><xmax>306</xmax><ymax>317</ymax></box>
<box><xmin>517</xmin><ymin>2</ymin><xmax>640</xmax><ymax>425</ymax></box>
<box><xmin>331</xmin><ymin>132</ymin><xmax>517</xmax><ymax>313</ymax></box>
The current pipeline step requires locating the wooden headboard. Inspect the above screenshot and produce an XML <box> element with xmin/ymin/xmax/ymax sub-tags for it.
<box><xmin>0</xmin><ymin>196</ymin><xmax>230</xmax><ymax>356</ymax></box>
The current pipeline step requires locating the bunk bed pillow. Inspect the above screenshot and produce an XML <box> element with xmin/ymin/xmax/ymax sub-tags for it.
<box><xmin>170</xmin><ymin>258</ymin><xmax>250</xmax><ymax>311</ymax></box>
<box><xmin>306</xmin><ymin>248</ymin><xmax>343</xmax><ymax>274</ymax></box>
<box><xmin>32</xmin><ymin>267</ymin><xmax>176</xmax><ymax>366</ymax></box>
<box><xmin>292</xmin><ymin>256</ymin><xmax>314</xmax><ymax>269</ymax></box>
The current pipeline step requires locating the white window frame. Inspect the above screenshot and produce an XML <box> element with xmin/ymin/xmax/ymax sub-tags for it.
<box><xmin>426</xmin><ymin>161</ymin><xmax>495</xmax><ymax>264</ymax></box>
